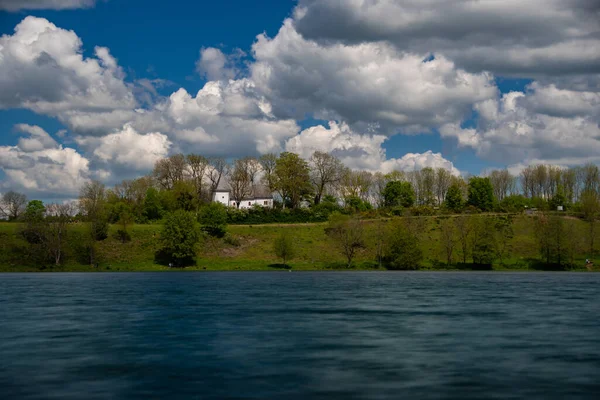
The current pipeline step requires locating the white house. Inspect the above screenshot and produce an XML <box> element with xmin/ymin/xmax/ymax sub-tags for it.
<box><xmin>213</xmin><ymin>185</ymin><xmax>274</xmax><ymax>209</ymax></box>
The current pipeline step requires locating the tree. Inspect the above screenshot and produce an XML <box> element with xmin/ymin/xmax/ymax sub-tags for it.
<box><xmin>229</xmin><ymin>158</ymin><xmax>254</xmax><ymax>208</ymax></box>
<box><xmin>439</xmin><ymin>218</ymin><xmax>456</xmax><ymax>265</ymax></box>
<box><xmin>157</xmin><ymin>211</ymin><xmax>200</xmax><ymax>267</ymax></box>
<box><xmin>534</xmin><ymin>213</ymin><xmax>571</xmax><ymax>268</ymax></box>
<box><xmin>443</xmin><ymin>183</ymin><xmax>464</xmax><ymax>212</ymax></box>
<box><xmin>309</xmin><ymin>151</ymin><xmax>344</xmax><ymax>205</ymax></box>
<box><xmin>79</xmin><ymin>180</ymin><xmax>108</xmax><ymax>266</ymax></box>
<box><xmin>45</xmin><ymin>203</ymin><xmax>75</xmax><ymax>266</ymax></box>
<box><xmin>1</xmin><ymin>191</ymin><xmax>27</xmax><ymax>220</ymax></box>
<box><xmin>549</xmin><ymin>185</ymin><xmax>567</xmax><ymax>210</ymax></box>
<box><xmin>489</xmin><ymin>169</ymin><xmax>516</xmax><ymax>202</ymax></box>
<box><xmin>153</xmin><ymin>154</ymin><xmax>186</xmax><ymax>190</ymax></box>
<box><xmin>383</xmin><ymin>181</ymin><xmax>415</xmax><ymax>208</ymax></box>
<box><xmin>467</xmin><ymin>177</ymin><xmax>495</xmax><ymax>211</ymax></box>
<box><xmin>275</xmin><ymin>152</ymin><xmax>312</xmax><ymax>209</ymax></box>
<box><xmin>383</xmin><ymin>221</ymin><xmax>423</xmax><ymax>270</ymax></box>
<box><xmin>493</xmin><ymin>215</ymin><xmax>514</xmax><ymax>266</ymax></box>
<box><xmin>24</xmin><ymin>200</ymin><xmax>46</xmax><ymax>221</ymax></box>
<box><xmin>273</xmin><ymin>232</ymin><xmax>296</xmax><ymax>266</ymax></box>
<box><xmin>187</xmin><ymin>154</ymin><xmax>210</xmax><ymax>204</ymax></box>
<box><xmin>455</xmin><ymin>215</ymin><xmax>474</xmax><ymax>264</ymax></box>
<box><xmin>471</xmin><ymin>217</ymin><xmax>496</xmax><ymax>268</ymax></box>
<box><xmin>114</xmin><ymin>202</ymin><xmax>134</xmax><ymax>243</ymax></box>
<box><xmin>198</xmin><ymin>202</ymin><xmax>228</xmax><ymax>237</ymax></box>
<box><xmin>325</xmin><ymin>213</ymin><xmax>365</xmax><ymax>268</ymax></box>
<box><xmin>435</xmin><ymin>168</ymin><xmax>453</xmax><ymax>205</ymax></box>
<box><xmin>259</xmin><ymin>153</ymin><xmax>278</xmax><ymax>193</ymax></box>
<box><xmin>207</xmin><ymin>157</ymin><xmax>229</xmax><ymax>197</ymax></box>
<box><xmin>143</xmin><ymin>187</ymin><xmax>163</xmax><ymax>221</ymax></box>
<box><xmin>580</xmin><ymin>190</ymin><xmax>599</xmax><ymax>256</ymax></box>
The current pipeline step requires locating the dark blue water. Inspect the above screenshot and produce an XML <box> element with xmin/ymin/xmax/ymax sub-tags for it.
<box><xmin>1</xmin><ymin>272</ymin><xmax>599</xmax><ymax>399</ymax></box>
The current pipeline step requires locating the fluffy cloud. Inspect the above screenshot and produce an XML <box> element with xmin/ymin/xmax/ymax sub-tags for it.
<box><xmin>0</xmin><ymin>125</ymin><xmax>90</xmax><ymax>196</ymax></box>
<box><xmin>440</xmin><ymin>83</ymin><xmax>600</xmax><ymax>166</ymax></box>
<box><xmin>75</xmin><ymin>124</ymin><xmax>172</xmax><ymax>171</ymax></box>
<box><xmin>0</xmin><ymin>0</ymin><xmax>97</xmax><ymax>11</ymax></box>
<box><xmin>286</xmin><ymin>121</ymin><xmax>459</xmax><ymax>174</ymax></box>
<box><xmin>0</xmin><ymin>16</ymin><xmax>135</xmax><ymax>115</ymax></box>
<box><xmin>251</xmin><ymin>20</ymin><xmax>496</xmax><ymax>134</ymax></box>
<box><xmin>195</xmin><ymin>47</ymin><xmax>239</xmax><ymax>81</ymax></box>
<box><xmin>161</xmin><ymin>79</ymin><xmax>299</xmax><ymax>156</ymax></box>
<box><xmin>293</xmin><ymin>0</ymin><xmax>600</xmax><ymax>77</ymax></box>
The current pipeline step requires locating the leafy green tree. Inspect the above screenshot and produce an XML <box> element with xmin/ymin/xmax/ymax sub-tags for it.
<box><xmin>345</xmin><ymin>196</ymin><xmax>372</xmax><ymax>212</ymax></box>
<box><xmin>467</xmin><ymin>177</ymin><xmax>495</xmax><ymax>211</ymax></box>
<box><xmin>273</xmin><ymin>232</ymin><xmax>296</xmax><ymax>266</ymax></box>
<box><xmin>325</xmin><ymin>213</ymin><xmax>365</xmax><ymax>268</ymax></box>
<box><xmin>549</xmin><ymin>185</ymin><xmax>567</xmax><ymax>210</ymax></box>
<box><xmin>443</xmin><ymin>184</ymin><xmax>464</xmax><ymax>213</ymax></box>
<box><xmin>143</xmin><ymin>188</ymin><xmax>163</xmax><ymax>221</ymax></box>
<box><xmin>157</xmin><ymin>210</ymin><xmax>200</xmax><ymax>267</ymax></box>
<box><xmin>24</xmin><ymin>200</ymin><xmax>45</xmax><ymax>221</ymax></box>
<box><xmin>534</xmin><ymin>213</ymin><xmax>571</xmax><ymax>268</ymax></box>
<box><xmin>493</xmin><ymin>215</ymin><xmax>514</xmax><ymax>266</ymax></box>
<box><xmin>580</xmin><ymin>189</ymin><xmax>599</xmax><ymax>256</ymax></box>
<box><xmin>198</xmin><ymin>202</ymin><xmax>228</xmax><ymax>237</ymax></box>
<box><xmin>383</xmin><ymin>221</ymin><xmax>423</xmax><ymax>270</ymax></box>
<box><xmin>499</xmin><ymin>195</ymin><xmax>530</xmax><ymax>213</ymax></box>
<box><xmin>275</xmin><ymin>152</ymin><xmax>313</xmax><ymax>209</ymax></box>
<box><xmin>383</xmin><ymin>181</ymin><xmax>415</xmax><ymax>208</ymax></box>
<box><xmin>114</xmin><ymin>202</ymin><xmax>134</xmax><ymax>243</ymax></box>
<box><xmin>79</xmin><ymin>180</ymin><xmax>109</xmax><ymax>266</ymax></box>
<box><xmin>471</xmin><ymin>217</ymin><xmax>496</xmax><ymax>268</ymax></box>
<box><xmin>439</xmin><ymin>218</ymin><xmax>456</xmax><ymax>265</ymax></box>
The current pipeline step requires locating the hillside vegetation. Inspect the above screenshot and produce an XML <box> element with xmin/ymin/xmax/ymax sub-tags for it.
<box><xmin>1</xmin><ymin>214</ymin><xmax>597</xmax><ymax>272</ymax></box>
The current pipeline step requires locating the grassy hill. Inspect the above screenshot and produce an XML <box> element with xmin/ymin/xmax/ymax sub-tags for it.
<box><xmin>0</xmin><ymin>215</ymin><xmax>597</xmax><ymax>272</ymax></box>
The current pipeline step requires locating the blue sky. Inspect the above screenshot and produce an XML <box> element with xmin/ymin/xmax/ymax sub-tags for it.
<box><xmin>1</xmin><ymin>0</ymin><xmax>598</xmax><ymax>198</ymax></box>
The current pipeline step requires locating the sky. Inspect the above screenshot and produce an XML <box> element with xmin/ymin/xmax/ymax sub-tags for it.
<box><xmin>0</xmin><ymin>0</ymin><xmax>599</xmax><ymax>200</ymax></box>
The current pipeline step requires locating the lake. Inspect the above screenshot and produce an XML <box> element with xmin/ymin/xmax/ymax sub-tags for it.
<box><xmin>1</xmin><ymin>272</ymin><xmax>599</xmax><ymax>399</ymax></box>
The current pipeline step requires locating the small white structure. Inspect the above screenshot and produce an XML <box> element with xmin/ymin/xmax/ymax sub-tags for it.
<box><xmin>213</xmin><ymin>186</ymin><xmax>274</xmax><ymax>209</ymax></box>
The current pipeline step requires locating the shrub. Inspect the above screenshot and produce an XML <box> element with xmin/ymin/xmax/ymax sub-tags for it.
<box><xmin>383</xmin><ymin>222</ymin><xmax>423</xmax><ymax>270</ymax></box>
<box><xmin>199</xmin><ymin>203</ymin><xmax>228</xmax><ymax>237</ymax></box>
<box><xmin>223</xmin><ymin>233</ymin><xmax>241</xmax><ymax>247</ymax></box>
<box><xmin>273</xmin><ymin>232</ymin><xmax>296</xmax><ymax>266</ymax></box>
<box><xmin>156</xmin><ymin>210</ymin><xmax>200</xmax><ymax>267</ymax></box>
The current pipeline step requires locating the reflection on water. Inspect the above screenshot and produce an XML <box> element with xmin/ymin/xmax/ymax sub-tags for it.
<box><xmin>1</xmin><ymin>272</ymin><xmax>599</xmax><ymax>399</ymax></box>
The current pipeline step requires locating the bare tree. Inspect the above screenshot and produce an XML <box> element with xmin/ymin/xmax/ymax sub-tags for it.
<box><xmin>45</xmin><ymin>203</ymin><xmax>75</xmax><ymax>266</ymax></box>
<box><xmin>339</xmin><ymin>169</ymin><xmax>373</xmax><ymax>203</ymax></box>
<box><xmin>187</xmin><ymin>154</ymin><xmax>210</xmax><ymax>202</ymax></box>
<box><xmin>207</xmin><ymin>157</ymin><xmax>229</xmax><ymax>197</ymax></box>
<box><xmin>153</xmin><ymin>154</ymin><xmax>186</xmax><ymax>190</ymax></box>
<box><xmin>326</xmin><ymin>214</ymin><xmax>365</xmax><ymax>268</ymax></box>
<box><xmin>309</xmin><ymin>151</ymin><xmax>344</xmax><ymax>205</ymax></box>
<box><xmin>489</xmin><ymin>169</ymin><xmax>515</xmax><ymax>202</ymax></box>
<box><xmin>259</xmin><ymin>153</ymin><xmax>278</xmax><ymax>194</ymax></box>
<box><xmin>1</xmin><ymin>191</ymin><xmax>27</xmax><ymax>220</ymax></box>
<box><xmin>435</xmin><ymin>168</ymin><xmax>453</xmax><ymax>206</ymax></box>
<box><xmin>229</xmin><ymin>158</ymin><xmax>254</xmax><ymax>208</ymax></box>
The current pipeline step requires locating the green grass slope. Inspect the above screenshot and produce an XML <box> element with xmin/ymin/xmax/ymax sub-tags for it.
<box><xmin>0</xmin><ymin>215</ymin><xmax>597</xmax><ymax>272</ymax></box>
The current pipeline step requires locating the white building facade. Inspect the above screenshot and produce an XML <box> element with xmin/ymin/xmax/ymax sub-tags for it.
<box><xmin>212</xmin><ymin>189</ymin><xmax>274</xmax><ymax>209</ymax></box>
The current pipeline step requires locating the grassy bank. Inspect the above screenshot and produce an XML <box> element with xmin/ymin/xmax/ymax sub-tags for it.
<box><xmin>0</xmin><ymin>215</ymin><xmax>598</xmax><ymax>272</ymax></box>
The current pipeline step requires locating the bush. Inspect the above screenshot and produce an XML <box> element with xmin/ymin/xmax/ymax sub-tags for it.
<box><xmin>115</xmin><ymin>229</ymin><xmax>131</xmax><ymax>243</ymax></box>
<box><xmin>273</xmin><ymin>233</ymin><xmax>296</xmax><ymax>266</ymax></box>
<box><xmin>383</xmin><ymin>222</ymin><xmax>423</xmax><ymax>270</ymax></box>
<box><xmin>199</xmin><ymin>203</ymin><xmax>228</xmax><ymax>238</ymax></box>
<box><xmin>156</xmin><ymin>210</ymin><xmax>200</xmax><ymax>267</ymax></box>
<box><xmin>223</xmin><ymin>233</ymin><xmax>241</xmax><ymax>247</ymax></box>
